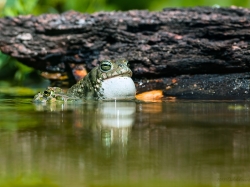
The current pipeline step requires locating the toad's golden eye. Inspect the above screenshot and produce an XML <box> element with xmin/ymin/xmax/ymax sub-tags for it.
<box><xmin>122</xmin><ymin>59</ymin><xmax>128</xmax><ymax>65</ymax></box>
<box><xmin>100</xmin><ymin>60</ymin><xmax>112</xmax><ymax>72</ymax></box>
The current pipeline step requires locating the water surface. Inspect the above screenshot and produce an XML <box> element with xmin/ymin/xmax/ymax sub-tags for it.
<box><xmin>0</xmin><ymin>96</ymin><xmax>250</xmax><ymax>187</ymax></box>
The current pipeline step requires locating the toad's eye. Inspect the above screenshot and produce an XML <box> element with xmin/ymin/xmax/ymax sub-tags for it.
<box><xmin>100</xmin><ymin>61</ymin><xmax>112</xmax><ymax>71</ymax></box>
<box><xmin>43</xmin><ymin>90</ymin><xmax>51</xmax><ymax>96</ymax></box>
<box><xmin>122</xmin><ymin>60</ymin><xmax>128</xmax><ymax>65</ymax></box>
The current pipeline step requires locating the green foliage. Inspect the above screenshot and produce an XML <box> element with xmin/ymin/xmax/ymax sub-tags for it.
<box><xmin>0</xmin><ymin>52</ymin><xmax>10</xmax><ymax>70</ymax></box>
<box><xmin>0</xmin><ymin>0</ymin><xmax>116</xmax><ymax>15</ymax></box>
<box><xmin>63</xmin><ymin>0</ymin><xmax>115</xmax><ymax>13</ymax></box>
<box><xmin>107</xmin><ymin>0</ymin><xmax>250</xmax><ymax>10</ymax></box>
<box><xmin>0</xmin><ymin>51</ymin><xmax>36</xmax><ymax>86</ymax></box>
<box><xmin>1</xmin><ymin>0</ymin><xmax>38</xmax><ymax>16</ymax></box>
<box><xmin>1</xmin><ymin>0</ymin><xmax>249</xmax><ymax>18</ymax></box>
<box><xmin>0</xmin><ymin>52</ymin><xmax>16</xmax><ymax>83</ymax></box>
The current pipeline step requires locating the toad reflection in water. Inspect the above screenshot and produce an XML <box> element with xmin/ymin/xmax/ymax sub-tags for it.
<box><xmin>34</xmin><ymin>101</ymin><xmax>136</xmax><ymax>156</ymax></box>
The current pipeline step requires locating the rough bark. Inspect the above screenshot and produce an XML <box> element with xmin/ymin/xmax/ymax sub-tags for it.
<box><xmin>135</xmin><ymin>73</ymin><xmax>249</xmax><ymax>100</ymax></box>
<box><xmin>0</xmin><ymin>7</ymin><xmax>250</xmax><ymax>98</ymax></box>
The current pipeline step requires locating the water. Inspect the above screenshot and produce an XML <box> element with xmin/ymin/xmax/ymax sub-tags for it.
<box><xmin>0</xmin><ymin>96</ymin><xmax>250</xmax><ymax>187</ymax></box>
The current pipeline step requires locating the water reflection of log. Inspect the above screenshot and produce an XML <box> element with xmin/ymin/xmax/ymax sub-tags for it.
<box><xmin>136</xmin><ymin>102</ymin><xmax>250</xmax><ymax>127</ymax></box>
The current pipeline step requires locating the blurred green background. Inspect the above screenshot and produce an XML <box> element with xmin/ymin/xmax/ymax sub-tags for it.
<box><xmin>0</xmin><ymin>0</ymin><xmax>249</xmax><ymax>94</ymax></box>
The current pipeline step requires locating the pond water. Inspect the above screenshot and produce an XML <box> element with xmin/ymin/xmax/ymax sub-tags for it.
<box><xmin>0</xmin><ymin>96</ymin><xmax>250</xmax><ymax>187</ymax></box>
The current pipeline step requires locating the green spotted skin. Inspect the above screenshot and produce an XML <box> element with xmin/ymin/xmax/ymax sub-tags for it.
<box><xmin>33</xmin><ymin>59</ymin><xmax>133</xmax><ymax>102</ymax></box>
<box><xmin>33</xmin><ymin>87</ymin><xmax>79</xmax><ymax>103</ymax></box>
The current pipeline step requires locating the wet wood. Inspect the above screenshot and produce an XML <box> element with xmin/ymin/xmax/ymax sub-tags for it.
<box><xmin>135</xmin><ymin>73</ymin><xmax>250</xmax><ymax>100</ymax></box>
<box><xmin>0</xmin><ymin>7</ymin><xmax>250</xmax><ymax>99</ymax></box>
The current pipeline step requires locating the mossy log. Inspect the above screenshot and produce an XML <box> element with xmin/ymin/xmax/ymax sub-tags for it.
<box><xmin>0</xmin><ymin>7</ymin><xmax>249</xmax><ymax>99</ymax></box>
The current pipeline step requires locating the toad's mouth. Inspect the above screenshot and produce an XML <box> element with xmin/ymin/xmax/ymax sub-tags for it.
<box><xmin>105</xmin><ymin>72</ymin><xmax>132</xmax><ymax>80</ymax></box>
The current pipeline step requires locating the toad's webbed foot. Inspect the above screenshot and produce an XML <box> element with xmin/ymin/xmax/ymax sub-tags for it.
<box><xmin>33</xmin><ymin>87</ymin><xmax>79</xmax><ymax>103</ymax></box>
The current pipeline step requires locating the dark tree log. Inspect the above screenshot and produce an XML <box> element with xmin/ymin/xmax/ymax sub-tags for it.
<box><xmin>0</xmin><ymin>7</ymin><xmax>250</xmax><ymax>99</ymax></box>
